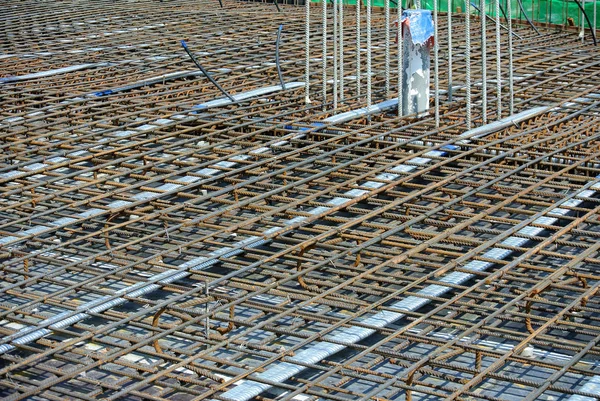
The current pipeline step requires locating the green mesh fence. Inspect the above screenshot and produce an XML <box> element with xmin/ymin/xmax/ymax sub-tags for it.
<box><xmin>312</xmin><ymin>0</ymin><xmax>600</xmax><ymax>28</ymax></box>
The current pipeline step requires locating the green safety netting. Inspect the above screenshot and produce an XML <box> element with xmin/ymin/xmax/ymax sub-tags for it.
<box><xmin>311</xmin><ymin>0</ymin><xmax>600</xmax><ymax>28</ymax></box>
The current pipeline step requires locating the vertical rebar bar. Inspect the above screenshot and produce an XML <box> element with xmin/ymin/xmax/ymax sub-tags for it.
<box><xmin>507</xmin><ymin>0</ymin><xmax>514</xmax><ymax>114</ymax></box>
<box><xmin>398</xmin><ymin>1</ymin><xmax>403</xmax><ymax>116</ymax></box>
<box><xmin>480</xmin><ymin>0</ymin><xmax>487</xmax><ymax>124</ymax></box>
<box><xmin>581</xmin><ymin>0</ymin><xmax>585</xmax><ymax>42</ymax></box>
<box><xmin>495</xmin><ymin>0</ymin><xmax>502</xmax><ymax>118</ymax></box>
<box><xmin>447</xmin><ymin>0</ymin><xmax>453</xmax><ymax>102</ymax></box>
<box><xmin>385</xmin><ymin>0</ymin><xmax>391</xmax><ymax>98</ymax></box>
<box><xmin>333</xmin><ymin>0</ymin><xmax>339</xmax><ymax>109</ymax></box>
<box><xmin>434</xmin><ymin>0</ymin><xmax>440</xmax><ymax>127</ymax></box>
<box><xmin>356</xmin><ymin>0</ymin><xmax>361</xmax><ymax>98</ymax></box>
<box><xmin>465</xmin><ymin>0</ymin><xmax>472</xmax><ymax>129</ymax></box>
<box><xmin>322</xmin><ymin>0</ymin><xmax>328</xmax><ymax>109</ymax></box>
<box><xmin>339</xmin><ymin>0</ymin><xmax>345</xmax><ymax>102</ymax></box>
<box><xmin>366</xmin><ymin>0</ymin><xmax>372</xmax><ymax>108</ymax></box>
<box><xmin>305</xmin><ymin>0</ymin><xmax>311</xmax><ymax>104</ymax></box>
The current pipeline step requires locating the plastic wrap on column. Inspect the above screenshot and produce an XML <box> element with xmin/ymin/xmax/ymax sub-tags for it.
<box><xmin>399</xmin><ymin>9</ymin><xmax>434</xmax><ymax>116</ymax></box>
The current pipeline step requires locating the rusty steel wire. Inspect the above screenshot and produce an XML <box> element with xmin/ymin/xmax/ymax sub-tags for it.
<box><xmin>1</xmin><ymin>0</ymin><xmax>600</xmax><ymax>401</ymax></box>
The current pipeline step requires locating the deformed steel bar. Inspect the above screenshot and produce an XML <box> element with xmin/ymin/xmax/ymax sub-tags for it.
<box><xmin>2</xmin><ymin>1</ymin><xmax>600</xmax><ymax>401</ymax></box>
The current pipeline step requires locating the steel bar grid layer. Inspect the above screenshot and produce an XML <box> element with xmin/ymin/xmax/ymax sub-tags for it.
<box><xmin>1</xmin><ymin>1</ymin><xmax>600</xmax><ymax>400</ymax></box>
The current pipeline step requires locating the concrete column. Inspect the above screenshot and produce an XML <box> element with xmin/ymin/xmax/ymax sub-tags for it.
<box><xmin>400</xmin><ymin>9</ymin><xmax>434</xmax><ymax>116</ymax></box>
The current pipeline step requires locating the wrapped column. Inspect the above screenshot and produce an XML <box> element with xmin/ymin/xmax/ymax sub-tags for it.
<box><xmin>399</xmin><ymin>10</ymin><xmax>434</xmax><ymax>116</ymax></box>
